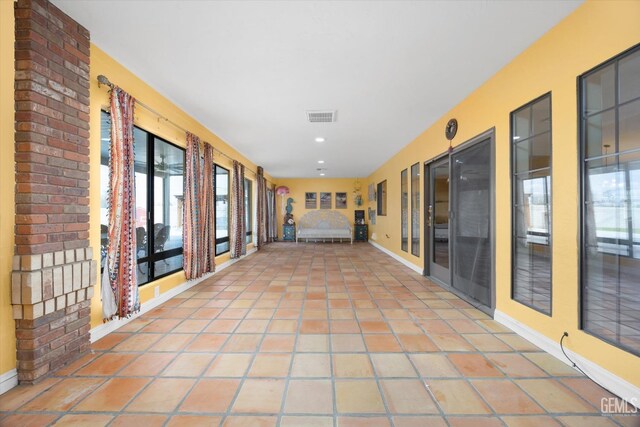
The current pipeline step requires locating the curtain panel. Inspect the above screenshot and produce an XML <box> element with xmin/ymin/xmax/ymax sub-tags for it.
<box><xmin>267</xmin><ymin>186</ymin><xmax>277</xmax><ymax>242</ymax></box>
<box><xmin>256</xmin><ymin>166</ymin><xmax>266</xmax><ymax>249</ymax></box>
<box><xmin>201</xmin><ymin>143</ymin><xmax>216</xmax><ymax>274</ymax></box>
<box><xmin>102</xmin><ymin>87</ymin><xmax>140</xmax><ymax>320</ymax></box>
<box><xmin>230</xmin><ymin>161</ymin><xmax>247</xmax><ymax>258</ymax></box>
<box><xmin>183</xmin><ymin>132</ymin><xmax>202</xmax><ymax>279</ymax></box>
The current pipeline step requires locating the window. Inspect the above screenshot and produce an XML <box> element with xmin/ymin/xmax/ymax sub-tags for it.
<box><xmin>511</xmin><ymin>94</ymin><xmax>552</xmax><ymax>315</ymax></box>
<box><xmin>215</xmin><ymin>165</ymin><xmax>230</xmax><ymax>255</ymax></box>
<box><xmin>377</xmin><ymin>180</ymin><xmax>387</xmax><ymax>216</ymax></box>
<box><xmin>580</xmin><ymin>45</ymin><xmax>640</xmax><ymax>355</ymax></box>
<box><xmin>401</xmin><ymin>169</ymin><xmax>408</xmax><ymax>252</ymax></box>
<box><xmin>411</xmin><ymin>163</ymin><xmax>420</xmax><ymax>256</ymax></box>
<box><xmin>100</xmin><ymin>111</ymin><xmax>185</xmax><ymax>286</ymax></box>
<box><xmin>245</xmin><ymin>178</ymin><xmax>253</xmax><ymax>244</ymax></box>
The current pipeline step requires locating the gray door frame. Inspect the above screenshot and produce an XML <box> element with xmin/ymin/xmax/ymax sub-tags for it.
<box><xmin>423</xmin><ymin>128</ymin><xmax>496</xmax><ymax>316</ymax></box>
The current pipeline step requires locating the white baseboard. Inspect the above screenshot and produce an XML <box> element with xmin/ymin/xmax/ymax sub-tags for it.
<box><xmin>0</xmin><ymin>369</ymin><xmax>18</xmax><ymax>395</ymax></box>
<box><xmin>494</xmin><ymin>310</ymin><xmax>640</xmax><ymax>406</ymax></box>
<box><xmin>368</xmin><ymin>240</ymin><xmax>422</xmax><ymax>274</ymax></box>
<box><xmin>90</xmin><ymin>247</ymin><xmax>256</xmax><ymax>343</ymax></box>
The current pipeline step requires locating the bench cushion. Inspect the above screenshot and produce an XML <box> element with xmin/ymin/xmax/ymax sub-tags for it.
<box><xmin>296</xmin><ymin>210</ymin><xmax>352</xmax><ymax>242</ymax></box>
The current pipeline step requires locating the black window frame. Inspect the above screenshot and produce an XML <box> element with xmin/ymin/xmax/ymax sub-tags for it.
<box><xmin>100</xmin><ymin>110</ymin><xmax>185</xmax><ymax>285</ymax></box>
<box><xmin>411</xmin><ymin>162</ymin><xmax>420</xmax><ymax>257</ymax></box>
<box><xmin>245</xmin><ymin>177</ymin><xmax>253</xmax><ymax>244</ymax></box>
<box><xmin>579</xmin><ymin>43</ymin><xmax>640</xmax><ymax>356</ymax></box>
<box><xmin>510</xmin><ymin>92</ymin><xmax>553</xmax><ymax>316</ymax></box>
<box><xmin>401</xmin><ymin>168</ymin><xmax>408</xmax><ymax>252</ymax></box>
<box><xmin>377</xmin><ymin>180</ymin><xmax>387</xmax><ymax>216</ymax></box>
<box><xmin>215</xmin><ymin>164</ymin><xmax>231</xmax><ymax>256</ymax></box>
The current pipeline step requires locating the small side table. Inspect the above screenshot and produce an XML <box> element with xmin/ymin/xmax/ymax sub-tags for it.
<box><xmin>283</xmin><ymin>224</ymin><xmax>296</xmax><ymax>241</ymax></box>
<box><xmin>354</xmin><ymin>224</ymin><xmax>368</xmax><ymax>242</ymax></box>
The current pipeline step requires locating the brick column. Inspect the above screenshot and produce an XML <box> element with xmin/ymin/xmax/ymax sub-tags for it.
<box><xmin>11</xmin><ymin>0</ymin><xmax>95</xmax><ymax>384</ymax></box>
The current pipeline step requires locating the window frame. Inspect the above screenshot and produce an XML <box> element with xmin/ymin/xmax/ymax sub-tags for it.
<box><xmin>245</xmin><ymin>177</ymin><xmax>253</xmax><ymax>244</ymax></box>
<box><xmin>214</xmin><ymin>164</ymin><xmax>231</xmax><ymax>256</ymax></box>
<box><xmin>100</xmin><ymin>110</ymin><xmax>185</xmax><ymax>285</ymax></box>
<box><xmin>377</xmin><ymin>180</ymin><xmax>387</xmax><ymax>216</ymax></box>
<box><xmin>401</xmin><ymin>168</ymin><xmax>408</xmax><ymax>252</ymax></box>
<box><xmin>509</xmin><ymin>92</ymin><xmax>553</xmax><ymax>316</ymax></box>
<box><xmin>410</xmin><ymin>162</ymin><xmax>420</xmax><ymax>257</ymax></box>
<box><xmin>578</xmin><ymin>43</ymin><xmax>640</xmax><ymax>356</ymax></box>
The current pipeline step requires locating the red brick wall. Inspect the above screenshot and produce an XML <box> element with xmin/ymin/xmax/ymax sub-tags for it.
<box><xmin>14</xmin><ymin>0</ymin><xmax>90</xmax><ymax>256</ymax></box>
<box><xmin>12</xmin><ymin>0</ymin><xmax>94</xmax><ymax>384</ymax></box>
<box><xmin>15</xmin><ymin>300</ymin><xmax>91</xmax><ymax>382</ymax></box>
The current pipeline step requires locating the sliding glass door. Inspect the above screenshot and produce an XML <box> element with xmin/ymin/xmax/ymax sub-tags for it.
<box><xmin>450</xmin><ymin>137</ymin><xmax>493</xmax><ymax>308</ymax></box>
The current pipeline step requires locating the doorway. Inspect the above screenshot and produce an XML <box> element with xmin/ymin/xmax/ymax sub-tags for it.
<box><xmin>426</xmin><ymin>157</ymin><xmax>450</xmax><ymax>285</ymax></box>
<box><xmin>424</xmin><ymin>130</ymin><xmax>495</xmax><ymax>312</ymax></box>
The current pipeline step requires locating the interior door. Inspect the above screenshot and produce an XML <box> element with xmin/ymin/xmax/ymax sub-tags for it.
<box><xmin>427</xmin><ymin>157</ymin><xmax>450</xmax><ymax>284</ymax></box>
<box><xmin>450</xmin><ymin>137</ymin><xmax>493</xmax><ymax>307</ymax></box>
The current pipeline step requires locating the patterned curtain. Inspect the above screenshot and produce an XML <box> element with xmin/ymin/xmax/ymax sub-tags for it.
<box><xmin>183</xmin><ymin>132</ymin><xmax>202</xmax><ymax>280</ymax></box>
<box><xmin>230</xmin><ymin>161</ymin><xmax>247</xmax><ymax>258</ymax></box>
<box><xmin>102</xmin><ymin>87</ymin><xmax>140</xmax><ymax>320</ymax></box>
<box><xmin>267</xmin><ymin>186</ymin><xmax>277</xmax><ymax>242</ymax></box>
<box><xmin>256</xmin><ymin>166</ymin><xmax>266</xmax><ymax>249</ymax></box>
<box><xmin>201</xmin><ymin>143</ymin><xmax>216</xmax><ymax>274</ymax></box>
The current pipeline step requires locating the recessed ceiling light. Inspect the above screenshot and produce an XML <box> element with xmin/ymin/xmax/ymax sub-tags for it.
<box><xmin>320</xmin><ymin>173</ymin><xmax>325</xmax><ymax>176</ymax></box>
<box><xmin>315</xmin><ymin>137</ymin><xmax>325</xmax><ymax>143</ymax></box>
<box><xmin>318</xmin><ymin>160</ymin><xmax>325</xmax><ymax>164</ymax></box>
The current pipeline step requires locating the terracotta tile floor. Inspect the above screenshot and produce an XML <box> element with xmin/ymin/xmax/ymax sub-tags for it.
<box><xmin>1</xmin><ymin>243</ymin><xmax>638</xmax><ymax>426</ymax></box>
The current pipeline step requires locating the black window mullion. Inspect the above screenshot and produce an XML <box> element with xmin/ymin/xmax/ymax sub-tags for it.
<box><xmin>213</xmin><ymin>165</ymin><xmax>217</xmax><ymax>253</ymax></box>
<box><xmin>146</xmin><ymin>130</ymin><xmax>155</xmax><ymax>280</ymax></box>
<box><xmin>580</xmin><ymin>44</ymin><xmax>640</xmax><ymax>356</ymax></box>
<box><xmin>614</xmin><ymin>59</ymin><xmax>622</xmax><ymax>346</ymax></box>
<box><xmin>214</xmin><ymin>164</ymin><xmax>231</xmax><ymax>256</ymax></box>
<box><xmin>510</xmin><ymin>93</ymin><xmax>552</xmax><ymax>315</ymax></box>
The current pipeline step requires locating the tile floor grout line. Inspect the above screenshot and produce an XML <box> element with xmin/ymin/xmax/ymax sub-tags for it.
<box><xmin>99</xmin><ymin>260</ymin><xmax>260</xmax><ymax>425</ymax></box>
<box><xmin>1</xmin><ymin>243</ymin><xmax>633</xmax><ymax>426</ymax></box>
<box><xmin>176</xmin><ymin>266</ymin><xmax>265</xmax><ymax>427</ymax></box>
<box><xmin>216</xmin><ymin>259</ymin><xmax>282</xmax><ymax>426</ymax></box>
<box><xmin>110</xmin><ymin>272</ymin><xmax>248</xmax><ymax>426</ymax></box>
<box><xmin>373</xmin><ymin>260</ymin><xmax>449</xmax><ymax>423</ymax></box>
<box><xmin>276</xmin><ymin>252</ymin><xmax>307</xmax><ymax>426</ymax></box>
<box><xmin>327</xmin><ymin>258</ymin><xmax>338</xmax><ymax>427</ymax></box>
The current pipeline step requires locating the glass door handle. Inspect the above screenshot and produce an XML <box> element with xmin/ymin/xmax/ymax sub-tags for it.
<box><xmin>427</xmin><ymin>205</ymin><xmax>432</xmax><ymax>227</ymax></box>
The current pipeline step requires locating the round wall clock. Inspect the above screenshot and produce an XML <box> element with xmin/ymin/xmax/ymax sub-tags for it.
<box><xmin>445</xmin><ymin>118</ymin><xmax>458</xmax><ymax>141</ymax></box>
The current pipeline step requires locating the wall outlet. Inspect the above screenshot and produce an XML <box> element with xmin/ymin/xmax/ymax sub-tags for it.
<box><xmin>154</xmin><ymin>286</ymin><xmax>160</xmax><ymax>298</ymax></box>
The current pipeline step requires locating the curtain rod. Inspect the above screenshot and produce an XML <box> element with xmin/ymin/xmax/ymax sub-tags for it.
<box><xmin>97</xmin><ymin>74</ymin><xmax>272</xmax><ymax>184</ymax></box>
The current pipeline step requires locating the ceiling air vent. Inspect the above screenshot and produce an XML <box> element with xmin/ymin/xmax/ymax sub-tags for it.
<box><xmin>306</xmin><ymin>110</ymin><xmax>337</xmax><ymax>123</ymax></box>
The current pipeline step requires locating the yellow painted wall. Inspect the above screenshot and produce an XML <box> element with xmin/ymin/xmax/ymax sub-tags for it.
<box><xmin>0</xmin><ymin>0</ymin><xmax>16</xmax><ymax>376</ymax></box>
<box><xmin>366</xmin><ymin>0</ymin><xmax>640</xmax><ymax>386</ymax></box>
<box><xmin>274</xmin><ymin>178</ymin><xmax>365</xmax><ymax>240</ymax></box>
<box><xmin>89</xmin><ymin>46</ymin><xmax>271</xmax><ymax>328</ymax></box>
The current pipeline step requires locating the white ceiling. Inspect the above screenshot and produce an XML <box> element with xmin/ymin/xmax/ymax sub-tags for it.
<box><xmin>54</xmin><ymin>0</ymin><xmax>581</xmax><ymax>178</ymax></box>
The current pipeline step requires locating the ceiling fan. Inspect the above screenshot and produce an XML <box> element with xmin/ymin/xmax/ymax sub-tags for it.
<box><xmin>154</xmin><ymin>154</ymin><xmax>182</xmax><ymax>175</ymax></box>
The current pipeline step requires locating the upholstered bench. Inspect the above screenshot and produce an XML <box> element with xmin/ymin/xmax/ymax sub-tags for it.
<box><xmin>296</xmin><ymin>210</ymin><xmax>352</xmax><ymax>244</ymax></box>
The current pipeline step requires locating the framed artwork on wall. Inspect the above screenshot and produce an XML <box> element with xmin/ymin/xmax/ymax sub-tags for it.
<box><xmin>335</xmin><ymin>192</ymin><xmax>347</xmax><ymax>209</ymax></box>
<box><xmin>320</xmin><ymin>192</ymin><xmax>332</xmax><ymax>209</ymax></box>
<box><xmin>305</xmin><ymin>192</ymin><xmax>317</xmax><ymax>209</ymax></box>
<box><xmin>368</xmin><ymin>207</ymin><xmax>376</xmax><ymax>225</ymax></box>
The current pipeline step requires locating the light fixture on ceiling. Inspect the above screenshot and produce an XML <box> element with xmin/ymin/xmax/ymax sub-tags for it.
<box><xmin>320</xmin><ymin>173</ymin><xmax>325</xmax><ymax>176</ymax></box>
<box><xmin>315</xmin><ymin>137</ymin><xmax>325</xmax><ymax>143</ymax></box>
<box><xmin>318</xmin><ymin>160</ymin><xmax>325</xmax><ymax>164</ymax></box>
